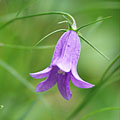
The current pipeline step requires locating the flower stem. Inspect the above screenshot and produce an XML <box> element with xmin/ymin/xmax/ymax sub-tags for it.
<box><xmin>0</xmin><ymin>11</ymin><xmax>76</xmax><ymax>31</ymax></box>
<box><xmin>81</xmin><ymin>107</ymin><xmax>120</xmax><ymax>120</ymax></box>
<box><xmin>76</xmin><ymin>16</ymin><xmax>112</xmax><ymax>32</ymax></box>
<box><xmin>78</xmin><ymin>33</ymin><xmax>110</xmax><ymax>61</ymax></box>
<box><xmin>32</xmin><ymin>29</ymin><xmax>66</xmax><ymax>47</ymax></box>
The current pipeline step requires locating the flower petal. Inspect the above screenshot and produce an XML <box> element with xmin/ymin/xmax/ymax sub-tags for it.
<box><xmin>71</xmin><ymin>67</ymin><xmax>94</xmax><ymax>88</ymax></box>
<box><xmin>51</xmin><ymin>30</ymin><xmax>70</xmax><ymax>64</ymax></box>
<box><xmin>30</xmin><ymin>67</ymin><xmax>52</xmax><ymax>79</ymax></box>
<box><xmin>36</xmin><ymin>66</ymin><xmax>58</xmax><ymax>92</ymax></box>
<box><xmin>52</xmin><ymin>30</ymin><xmax>81</xmax><ymax>72</ymax></box>
<box><xmin>57</xmin><ymin>73</ymin><xmax>72</xmax><ymax>100</ymax></box>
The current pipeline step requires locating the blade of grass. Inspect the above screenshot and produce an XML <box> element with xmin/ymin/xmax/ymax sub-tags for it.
<box><xmin>101</xmin><ymin>65</ymin><xmax>120</xmax><ymax>88</ymax></box>
<box><xmin>18</xmin><ymin>98</ymin><xmax>39</xmax><ymax>120</ymax></box>
<box><xmin>100</xmin><ymin>54</ymin><xmax>120</xmax><ymax>82</ymax></box>
<box><xmin>0</xmin><ymin>59</ymin><xmax>53</xmax><ymax>118</ymax></box>
<box><xmin>18</xmin><ymin>96</ymin><xmax>54</xmax><ymax>120</ymax></box>
<box><xmin>76</xmin><ymin>16</ymin><xmax>112</xmax><ymax>31</ymax></box>
<box><xmin>0</xmin><ymin>59</ymin><xmax>35</xmax><ymax>92</ymax></box>
<box><xmin>67</xmin><ymin>53</ymin><xmax>120</xmax><ymax>120</ymax></box>
<box><xmin>102</xmin><ymin>65</ymin><xmax>120</xmax><ymax>84</ymax></box>
<box><xmin>81</xmin><ymin>107</ymin><xmax>120</xmax><ymax>120</ymax></box>
<box><xmin>78</xmin><ymin>34</ymin><xmax>110</xmax><ymax>61</ymax></box>
<box><xmin>106</xmin><ymin>74</ymin><xmax>120</xmax><ymax>86</ymax></box>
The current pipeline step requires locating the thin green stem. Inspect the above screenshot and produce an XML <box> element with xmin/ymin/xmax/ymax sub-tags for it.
<box><xmin>81</xmin><ymin>107</ymin><xmax>120</xmax><ymax>120</ymax></box>
<box><xmin>33</xmin><ymin>29</ymin><xmax>66</xmax><ymax>47</ymax></box>
<box><xmin>0</xmin><ymin>11</ymin><xmax>76</xmax><ymax>31</ymax></box>
<box><xmin>78</xmin><ymin>34</ymin><xmax>110</xmax><ymax>61</ymax></box>
<box><xmin>62</xmin><ymin>15</ymin><xmax>72</xmax><ymax>26</ymax></box>
<box><xmin>76</xmin><ymin>16</ymin><xmax>112</xmax><ymax>32</ymax></box>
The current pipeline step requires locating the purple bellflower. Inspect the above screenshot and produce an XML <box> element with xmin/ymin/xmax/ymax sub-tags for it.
<box><xmin>30</xmin><ymin>30</ymin><xmax>94</xmax><ymax>100</ymax></box>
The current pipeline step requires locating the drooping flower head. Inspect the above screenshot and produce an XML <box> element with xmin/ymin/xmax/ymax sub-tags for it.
<box><xmin>30</xmin><ymin>30</ymin><xmax>94</xmax><ymax>100</ymax></box>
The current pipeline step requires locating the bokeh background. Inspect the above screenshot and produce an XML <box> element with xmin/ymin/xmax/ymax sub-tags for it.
<box><xmin>0</xmin><ymin>0</ymin><xmax>120</xmax><ymax>120</ymax></box>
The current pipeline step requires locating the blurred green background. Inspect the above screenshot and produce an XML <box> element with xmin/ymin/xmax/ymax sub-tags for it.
<box><xmin>0</xmin><ymin>0</ymin><xmax>120</xmax><ymax>120</ymax></box>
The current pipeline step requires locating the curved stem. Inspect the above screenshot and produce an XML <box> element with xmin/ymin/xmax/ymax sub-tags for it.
<box><xmin>81</xmin><ymin>107</ymin><xmax>120</xmax><ymax>120</ymax></box>
<box><xmin>0</xmin><ymin>11</ymin><xmax>76</xmax><ymax>31</ymax></box>
<box><xmin>33</xmin><ymin>29</ymin><xmax>66</xmax><ymax>47</ymax></box>
<box><xmin>76</xmin><ymin>16</ymin><xmax>112</xmax><ymax>32</ymax></box>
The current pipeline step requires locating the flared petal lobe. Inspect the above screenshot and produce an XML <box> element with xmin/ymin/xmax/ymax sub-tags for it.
<box><xmin>36</xmin><ymin>66</ymin><xmax>59</xmax><ymax>92</ymax></box>
<box><xmin>30</xmin><ymin>67</ymin><xmax>52</xmax><ymax>79</ymax></box>
<box><xmin>57</xmin><ymin>72</ymin><xmax>72</xmax><ymax>100</ymax></box>
<box><xmin>52</xmin><ymin>30</ymin><xmax>81</xmax><ymax>72</ymax></box>
<box><xmin>71</xmin><ymin>67</ymin><xmax>94</xmax><ymax>88</ymax></box>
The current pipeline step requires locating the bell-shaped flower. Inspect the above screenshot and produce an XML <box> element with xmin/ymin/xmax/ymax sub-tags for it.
<box><xmin>30</xmin><ymin>30</ymin><xmax>94</xmax><ymax>100</ymax></box>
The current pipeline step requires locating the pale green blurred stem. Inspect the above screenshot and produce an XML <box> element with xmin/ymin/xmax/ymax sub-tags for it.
<box><xmin>81</xmin><ymin>107</ymin><xmax>120</xmax><ymax>120</ymax></box>
<box><xmin>0</xmin><ymin>59</ymin><xmax>52</xmax><ymax>117</ymax></box>
<box><xmin>102</xmin><ymin>65</ymin><xmax>120</xmax><ymax>87</ymax></box>
<box><xmin>0</xmin><ymin>43</ymin><xmax>55</xmax><ymax>50</ymax></box>
<box><xmin>0</xmin><ymin>11</ymin><xmax>76</xmax><ymax>31</ymax></box>
<box><xmin>100</xmin><ymin>54</ymin><xmax>120</xmax><ymax>82</ymax></box>
<box><xmin>18</xmin><ymin>96</ymin><xmax>54</xmax><ymax>120</ymax></box>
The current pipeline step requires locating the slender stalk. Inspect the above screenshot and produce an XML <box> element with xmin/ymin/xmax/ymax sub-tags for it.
<box><xmin>78</xmin><ymin>34</ymin><xmax>110</xmax><ymax>61</ymax></box>
<box><xmin>76</xmin><ymin>16</ymin><xmax>112</xmax><ymax>32</ymax></box>
<box><xmin>81</xmin><ymin>107</ymin><xmax>120</xmax><ymax>120</ymax></box>
<box><xmin>33</xmin><ymin>29</ymin><xmax>66</xmax><ymax>47</ymax></box>
<box><xmin>0</xmin><ymin>11</ymin><xmax>76</xmax><ymax>31</ymax></box>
